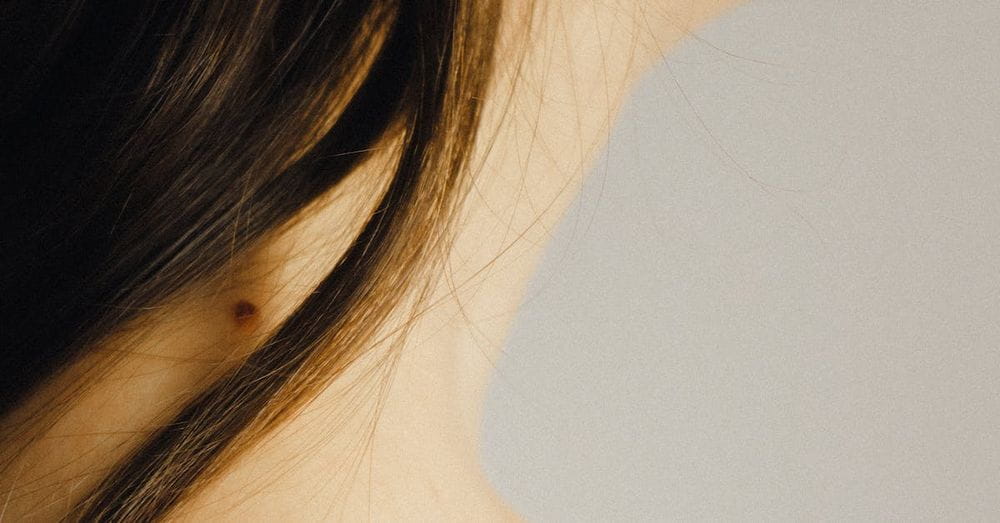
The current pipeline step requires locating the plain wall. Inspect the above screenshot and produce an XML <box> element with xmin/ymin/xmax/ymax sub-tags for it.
<box><xmin>481</xmin><ymin>1</ymin><xmax>1000</xmax><ymax>520</ymax></box>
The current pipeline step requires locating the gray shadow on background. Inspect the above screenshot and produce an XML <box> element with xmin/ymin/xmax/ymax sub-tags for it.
<box><xmin>481</xmin><ymin>1</ymin><xmax>1000</xmax><ymax>520</ymax></box>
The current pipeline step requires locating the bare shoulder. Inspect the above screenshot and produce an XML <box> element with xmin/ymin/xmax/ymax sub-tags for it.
<box><xmin>447</xmin><ymin>0</ymin><xmax>747</xmax><ymax>302</ymax></box>
<box><xmin>501</xmin><ymin>0</ymin><xmax>744</xmax><ymax>73</ymax></box>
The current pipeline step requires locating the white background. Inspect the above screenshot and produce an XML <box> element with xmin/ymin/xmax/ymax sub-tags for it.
<box><xmin>481</xmin><ymin>1</ymin><xmax>1000</xmax><ymax>520</ymax></box>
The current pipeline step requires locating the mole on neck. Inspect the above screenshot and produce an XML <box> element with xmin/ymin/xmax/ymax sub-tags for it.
<box><xmin>232</xmin><ymin>299</ymin><xmax>259</xmax><ymax>330</ymax></box>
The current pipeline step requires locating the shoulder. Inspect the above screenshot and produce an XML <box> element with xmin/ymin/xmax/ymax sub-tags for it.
<box><xmin>500</xmin><ymin>0</ymin><xmax>744</xmax><ymax>75</ymax></box>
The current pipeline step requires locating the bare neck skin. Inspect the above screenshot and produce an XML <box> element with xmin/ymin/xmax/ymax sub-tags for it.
<box><xmin>1</xmin><ymin>2</ymin><xmax>738</xmax><ymax>520</ymax></box>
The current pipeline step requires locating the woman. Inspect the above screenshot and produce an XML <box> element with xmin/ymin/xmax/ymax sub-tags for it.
<box><xmin>0</xmin><ymin>1</ymin><xmax>737</xmax><ymax>520</ymax></box>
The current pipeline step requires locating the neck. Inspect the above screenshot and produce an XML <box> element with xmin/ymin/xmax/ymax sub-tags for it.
<box><xmin>166</xmin><ymin>285</ymin><xmax>525</xmax><ymax>521</ymax></box>
<box><xmin>1</xmin><ymin>2</ymin><xmax>741</xmax><ymax>519</ymax></box>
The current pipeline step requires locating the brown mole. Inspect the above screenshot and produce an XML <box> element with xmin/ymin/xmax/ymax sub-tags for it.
<box><xmin>232</xmin><ymin>299</ymin><xmax>258</xmax><ymax>330</ymax></box>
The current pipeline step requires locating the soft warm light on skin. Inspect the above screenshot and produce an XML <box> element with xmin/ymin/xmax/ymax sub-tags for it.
<box><xmin>1</xmin><ymin>2</ymin><xmax>743</xmax><ymax>520</ymax></box>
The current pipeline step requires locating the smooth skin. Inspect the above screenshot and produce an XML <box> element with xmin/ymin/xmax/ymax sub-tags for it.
<box><xmin>0</xmin><ymin>1</ymin><xmax>740</xmax><ymax>520</ymax></box>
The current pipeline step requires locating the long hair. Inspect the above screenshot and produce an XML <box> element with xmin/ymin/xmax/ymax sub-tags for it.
<box><xmin>0</xmin><ymin>0</ymin><xmax>503</xmax><ymax>519</ymax></box>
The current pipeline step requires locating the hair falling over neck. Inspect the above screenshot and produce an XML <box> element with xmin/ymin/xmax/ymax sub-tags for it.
<box><xmin>0</xmin><ymin>0</ymin><xmax>508</xmax><ymax>519</ymax></box>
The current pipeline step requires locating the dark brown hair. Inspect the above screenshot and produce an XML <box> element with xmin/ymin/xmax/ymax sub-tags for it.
<box><xmin>1</xmin><ymin>0</ymin><xmax>502</xmax><ymax>519</ymax></box>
